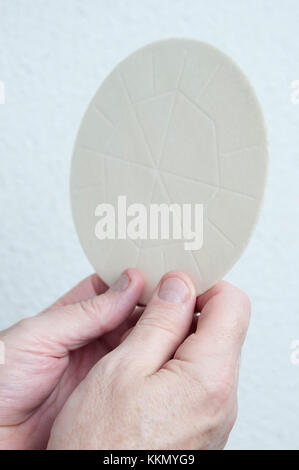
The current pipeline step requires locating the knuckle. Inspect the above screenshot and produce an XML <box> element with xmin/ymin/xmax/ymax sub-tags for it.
<box><xmin>94</xmin><ymin>352</ymin><xmax>138</xmax><ymax>401</ymax></box>
<box><xmin>94</xmin><ymin>352</ymin><xmax>120</xmax><ymax>380</ymax></box>
<box><xmin>137</xmin><ymin>309</ymin><xmax>182</xmax><ymax>343</ymax></box>
<box><xmin>164</xmin><ymin>358</ymin><xmax>187</xmax><ymax>380</ymax></box>
<box><xmin>78</xmin><ymin>298</ymin><xmax>100</xmax><ymax>318</ymax></box>
<box><xmin>203</xmin><ymin>372</ymin><xmax>235</xmax><ymax>415</ymax></box>
<box><xmin>78</xmin><ymin>294</ymin><xmax>112</xmax><ymax>329</ymax></box>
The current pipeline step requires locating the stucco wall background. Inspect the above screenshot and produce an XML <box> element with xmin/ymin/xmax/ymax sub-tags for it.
<box><xmin>0</xmin><ymin>0</ymin><xmax>298</xmax><ymax>450</ymax></box>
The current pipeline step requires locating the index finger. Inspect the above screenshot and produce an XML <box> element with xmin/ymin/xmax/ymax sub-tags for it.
<box><xmin>44</xmin><ymin>274</ymin><xmax>108</xmax><ymax>312</ymax></box>
<box><xmin>169</xmin><ymin>281</ymin><xmax>251</xmax><ymax>385</ymax></box>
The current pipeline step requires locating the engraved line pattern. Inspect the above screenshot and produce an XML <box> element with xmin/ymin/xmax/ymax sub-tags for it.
<box><xmin>138</xmin><ymin>176</ymin><xmax>160</xmax><ymax>250</ymax></box>
<box><xmin>219</xmin><ymin>143</ymin><xmax>267</xmax><ymax>158</ymax></box>
<box><xmin>176</xmin><ymin>49</ymin><xmax>189</xmax><ymax>89</ymax></box>
<box><xmin>101</xmin><ymin>151</ymin><xmax>153</xmax><ymax>171</ymax></box>
<box><xmin>73</xmin><ymin>43</ymin><xmax>268</xmax><ymax>278</ymax></box>
<box><xmin>93</xmin><ymin>104</ymin><xmax>115</xmax><ymax>127</ymax></box>
<box><xmin>156</xmin><ymin>50</ymin><xmax>188</xmax><ymax>169</ymax></box>
<box><xmin>207</xmin><ymin>218</ymin><xmax>235</xmax><ymax>248</ymax></box>
<box><xmin>133</xmin><ymin>90</ymin><xmax>173</xmax><ymax>106</ymax></box>
<box><xmin>134</xmin><ymin>239</ymin><xmax>142</xmax><ymax>270</ymax></box>
<box><xmin>142</xmin><ymin>241</ymin><xmax>189</xmax><ymax>250</ymax></box>
<box><xmin>155</xmin><ymin>93</ymin><xmax>176</xmax><ymax>169</ymax></box>
<box><xmin>220</xmin><ymin>186</ymin><xmax>255</xmax><ymax>200</ymax></box>
<box><xmin>160</xmin><ymin>167</ymin><xmax>218</xmax><ymax>191</ymax></box>
<box><xmin>189</xmin><ymin>250</ymin><xmax>202</xmax><ymax>280</ymax></box>
<box><xmin>179</xmin><ymin>62</ymin><xmax>223</xmax><ymax>104</ymax></box>
<box><xmin>119</xmin><ymin>65</ymin><xmax>194</xmax><ymax>235</ymax></box>
<box><xmin>176</xmin><ymin>89</ymin><xmax>260</xmax><ymax>205</ymax></box>
<box><xmin>76</xmin><ymin>145</ymin><xmax>256</xmax><ymax>200</ymax></box>
<box><xmin>176</xmin><ymin>90</ymin><xmax>259</xmax><ymax>200</ymax></box>
<box><xmin>158</xmin><ymin>171</ymin><xmax>203</xmax><ymax>278</ymax></box>
<box><xmin>177</xmin><ymin>88</ymin><xmax>220</xmax><ymax>186</ymax></box>
<box><xmin>119</xmin><ymin>70</ymin><xmax>157</xmax><ymax>169</ymax></box>
<box><xmin>78</xmin><ymin>146</ymin><xmax>153</xmax><ymax>170</ymax></box>
<box><xmin>178</xmin><ymin>84</ymin><xmax>217</xmax><ymax>124</ymax></box>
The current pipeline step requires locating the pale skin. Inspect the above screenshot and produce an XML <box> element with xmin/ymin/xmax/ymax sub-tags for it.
<box><xmin>0</xmin><ymin>269</ymin><xmax>250</xmax><ymax>450</ymax></box>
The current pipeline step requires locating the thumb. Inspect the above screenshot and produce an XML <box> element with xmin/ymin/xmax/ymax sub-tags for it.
<box><xmin>24</xmin><ymin>269</ymin><xmax>144</xmax><ymax>354</ymax></box>
<box><xmin>116</xmin><ymin>271</ymin><xmax>196</xmax><ymax>374</ymax></box>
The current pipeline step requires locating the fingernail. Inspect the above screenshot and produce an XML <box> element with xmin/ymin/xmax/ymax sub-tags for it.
<box><xmin>111</xmin><ymin>273</ymin><xmax>130</xmax><ymax>292</ymax></box>
<box><xmin>158</xmin><ymin>277</ymin><xmax>189</xmax><ymax>303</ymax></box>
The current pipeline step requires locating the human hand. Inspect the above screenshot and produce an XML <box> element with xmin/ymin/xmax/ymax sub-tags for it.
<box><xmin>0</xmin><ymin>269</ymin><xmax>144</xmax><ymax>449</ymax></box>
<box><xmin>48</xmin><ymin>272</ymin><xmax>250</xmax><ymax>450</ymax></box>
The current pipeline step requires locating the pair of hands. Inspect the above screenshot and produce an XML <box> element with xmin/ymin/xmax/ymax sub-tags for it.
<box><xmin>0</xmin><ymin>269</ymin><xmax>250</xmax><ymax>450</ymax></box>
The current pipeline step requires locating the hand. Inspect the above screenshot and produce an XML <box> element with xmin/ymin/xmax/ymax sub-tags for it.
<box><xmin>0</xmin><ymin>269</ymin><xmax>144</xmax><ymax>449</ymax></box>
<box><xmin>48</xmin><ymin>272</ymin><xmax>250</xmax><ymax>450</ymax></box>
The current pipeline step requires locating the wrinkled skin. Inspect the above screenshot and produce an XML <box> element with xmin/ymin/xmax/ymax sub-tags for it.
<box><xmin>0</xmin><ymin>270</ymin><xmax>143</xmax><ymax>449</ymax></box>
<box><xmin>48</xmin><ymin>272</ymin><xmax>250</xmax><ymax>450</ymax></box>
<box><xmin>0</xmin><ymin>269</ymin><xmax>250</xmax><ymax>450</ymax></box>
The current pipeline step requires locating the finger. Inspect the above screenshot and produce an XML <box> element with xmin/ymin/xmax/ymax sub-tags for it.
<box><xmin>126</xmin><ymin>305</ymin><xmax>145</xmax><ymax>329</ymax></box>
<box><xmin>172</xmin><ymin>281</ymin><xmax>251</xmax><ymax>384</ymax></box>
<box><xmin>28</xmin><ymin>269</ymin><xmax>144</xmax><ymax>354</ymax></box>
<box><xmin>120</xmin><ymin>305</ymin><xmax>195</xmax><ymax>345</ymax></box>
<box><xmin>44</xmin><ymin>273</ymin><xmax>108</xmax><ymax>312</ymax></box>
<box><xmin>99</xmin><ymin>305</ymin><xmax>145</xmax><ymax>350</ymax></box>
<box><xmin>120</xmin><ymin>326</ymin><xmax>133</xmax><ymax>343</ymax></box>
<box><xmin>117</xmin><ymin>271</ymin><xmax>196</xmax><ymax>374</ymax></box>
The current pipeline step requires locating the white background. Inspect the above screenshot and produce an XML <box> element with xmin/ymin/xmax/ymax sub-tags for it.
<box><xmin>0</xmin><ymin>0</ymin><xmax>298</xmax><ymax>450</ymax></box>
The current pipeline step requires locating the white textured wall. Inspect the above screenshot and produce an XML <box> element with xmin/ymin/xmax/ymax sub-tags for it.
<box><xmin>0</xmin><ymin>0</ymin><xmax>298</xmax><ymax>450</ymax></box>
